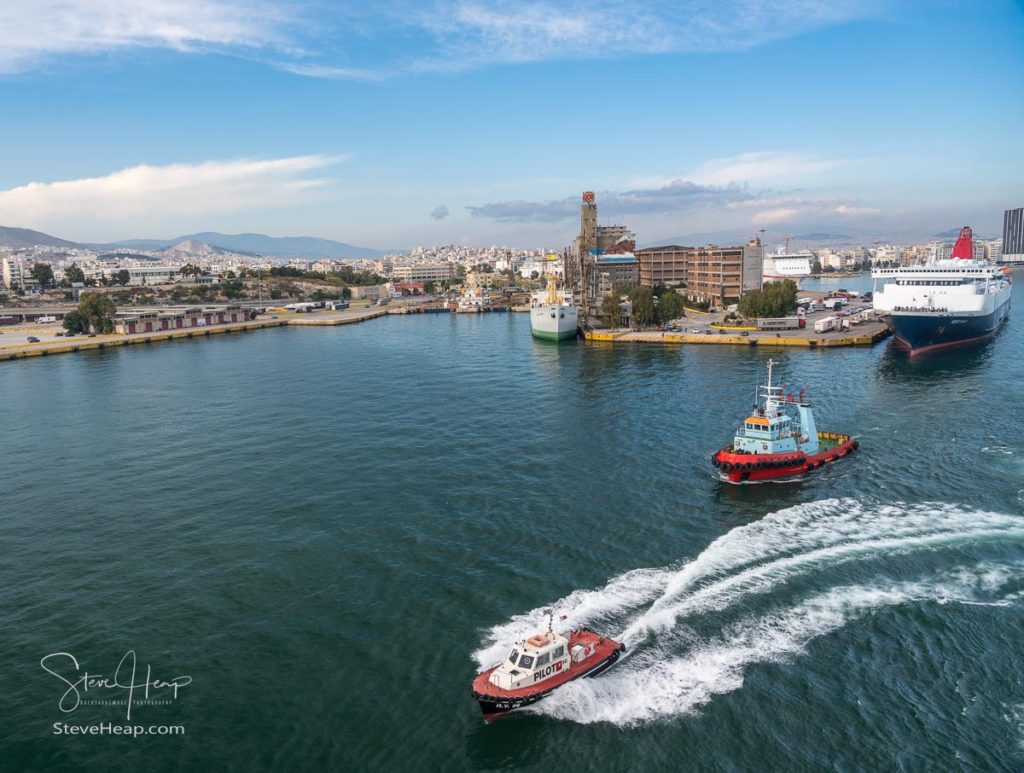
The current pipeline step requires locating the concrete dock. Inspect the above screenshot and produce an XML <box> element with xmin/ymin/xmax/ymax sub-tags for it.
<box><xmin>582</xmin><ymin>321</ymin><xmax>890</xmax><ymax>348</ymax></box>
<box><xmin>0</xmin><ymin>306</ymin><xmax>388</xmax><ymax>361</ymax></box>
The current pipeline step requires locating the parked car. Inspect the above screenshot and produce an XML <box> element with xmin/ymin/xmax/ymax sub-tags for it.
<box><xmin>27</xmin><ymin>336</ymin><xmax>40</xmax><ymax>342</ymax></box>
<box><xmin>740</xmin><ymin>331</ymin><xmax>750</xmax><ymax>337</ymax></box>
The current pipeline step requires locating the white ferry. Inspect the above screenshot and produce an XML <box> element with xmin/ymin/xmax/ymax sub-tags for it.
<box><xmin>871</xmin><ymin>227</ymin><xmax>1011</xmax><ymax>355</ymax></box>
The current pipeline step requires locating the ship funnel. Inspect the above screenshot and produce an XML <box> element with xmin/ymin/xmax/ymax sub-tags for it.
<box><xmin>950</xmin><ymin>226</ymin><xmax>973</xmax><ymax>260</ymax></box>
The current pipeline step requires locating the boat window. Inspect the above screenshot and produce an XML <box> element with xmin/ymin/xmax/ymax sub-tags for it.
<box><xmin>553</xmin><ymin>645</ymin><xmax>565</xmax><ymax>658</ymax></box>
<box><xmin>518</xmin><ymin>655</ymin><xmax>534</xmax><ymax>669</ymax></box>
<box><xmin>507</xmin><ymin>649</ymin><xmax>519</xmax><ymax>665</ymax></box>
<box><xmin>536</xmin><ymin>653</ymin><xmax>550</xmax><ymax>667</ymax></box>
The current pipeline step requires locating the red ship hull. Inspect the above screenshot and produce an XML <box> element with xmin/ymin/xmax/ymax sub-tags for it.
<box><xmin>471</xmin><ymin>629</ymin><xmax>625</xmax><ymax>721</ymax></box>
<box><xmin>712</xmin><ymin>433</ymin><xmax>858</xmax><ymax>483</ymax></box>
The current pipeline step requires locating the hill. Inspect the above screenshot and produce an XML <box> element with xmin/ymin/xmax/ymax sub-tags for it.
<box><xmin>108</xmin><ymin>231</ymin><xmax>396</xmax><ymax>258</ymax></box>
<box><xmin>0</xmin><ymin>225</ymin><xmax>80</xmax><ymax>250</ymax></box>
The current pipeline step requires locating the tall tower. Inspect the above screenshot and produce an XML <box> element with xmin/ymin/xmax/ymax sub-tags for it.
<box><xmin>568</xmin><ymin>192</ymin><xmax>598</xmax><ymax>310</ymax></box>
<box><xmin>579</xmin><ymin>191</ymin><xmax>597</xmax><ymax>258</ymax></box>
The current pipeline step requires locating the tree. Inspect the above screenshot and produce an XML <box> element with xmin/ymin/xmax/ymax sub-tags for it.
<box><xmin>30</xmin><ymin>262</ymin><xmax>55</xmax><ymax>289</ymax></box>
<box><xmin>423</xmin><ymin>281</ymin><xmax>436</xmax><ymax>294</ymax></box>
<box><xmin>64</xmin><ymin>263</ymin><xmax>86</xmax><ymax>284</ymax></box>
<box><xmin>601</xmin><ymin>294</ymin><xmax>624</xmax><ymax>327</ymax></box>
<box><xmin>811</xmin><ymin>258</ymin><xmax>822</xmax><ymax>275</ymax></box>
<box><xmin>78</xmin><ymin>292</ymin><xmax>117</xmax><ymax>333</ymax></box>
<box><xmin>656</xmin><ymin>290</ymin><xmax>685</xmax><ymax>323</ymax></box>
<box><xmin>114</xmin><ymin>269</ymin><xmax>131</xmax><ymax>286</ymax></box>
<box><xmin>738</xmin><ymin>279</ymin><xmax>798</xmax><ymax>319</ymax></box>
<box><xmin>341</xmin><ymin>287</ymin><xmax>352</xmax><ymax>299</ymax></box>
<box><xmin>62</xmin><ymin>309</ymin><xmax>86</xmax><ymax>334</ymax></box>
<box><xmin>626</xmin><ymin>286</ymin><xmax>656</xmax><ymax>328</ymax></box>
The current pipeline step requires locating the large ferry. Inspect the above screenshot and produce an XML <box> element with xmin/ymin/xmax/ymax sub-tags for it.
<box><xmin>470</xmin><ymin>617</ymin><xmax>624</xmax><ymax>721</ymax></box>
<box><xmin>871</xmin><ymin>227</ymin><xmax>1011</xmax><ymax>356</ymax></box>
<box><xmin>762</xmin><ymin>247</ymin><xmax>813</xmax><ymax>282</ymax></box>
<box><xmin>530</xmin><ymin>263</ymin><xmax>578</xmax><ymax>341</ymax></box>
<box><xmin>711</xmin><ymin>359</ymin><xmax>858</xmax><ymax>483</ymax></box>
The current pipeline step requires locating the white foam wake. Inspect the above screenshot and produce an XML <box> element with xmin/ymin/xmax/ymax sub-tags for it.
<box><xmin>472</xmin><ymin>499</ymin><xmax>1024</xmax><ymax>724</ymax></box>
<box><xmin>534</xmin><ymin>563</ymin><xmax>1023</xmax><ymax>725</ymax></box>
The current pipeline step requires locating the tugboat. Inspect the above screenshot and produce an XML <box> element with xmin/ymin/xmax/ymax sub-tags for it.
<box><xmin>711</xmin><ymin>359</ymin><xmax>858</xmax><ymax>483</ymax></box>
<box><xmin>471</xmin><ymin>614</ymin><xmax>625</xmax><ymax>721</ymax></box>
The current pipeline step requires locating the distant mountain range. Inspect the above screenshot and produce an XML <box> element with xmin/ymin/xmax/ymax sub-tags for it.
<box><xmin>103</xmin><ymin>231</ymin><xmax>399</xmax><ymax>258</ymax></box>
<box><xmin>0</xmin><ymin>225</ymin><xmax>398</xmax><ymax>258</ymax></box>
<box><xmin>0</xmin><ymin>225</ymin><xmax>80</xmax><ymax>250</ymax></box>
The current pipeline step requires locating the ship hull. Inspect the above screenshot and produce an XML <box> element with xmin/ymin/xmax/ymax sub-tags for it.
<box><xmin>530</xmin><ymin>304</ymin><xmax>578</xmax><ymax>341</ymax></box>
<box><xmin>889</xmin><ymin>298</ymin><xmax>1010</xmax><ymax>356</ymax></box>
<box><xmin>472</xmin><ymin>646</ymin><xmax>623</xmax><ymax>721</ymax></box>
<box><xmin>713</xmin><ymin>433</ymin><xmax>858</xmax><ymax>484</ymax></box>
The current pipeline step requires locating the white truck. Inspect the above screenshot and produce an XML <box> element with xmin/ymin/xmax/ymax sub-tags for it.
<box><xmin>814</xmin><ymin>316</ymin><xmax>838</xmax><ymax>333</ymax></box>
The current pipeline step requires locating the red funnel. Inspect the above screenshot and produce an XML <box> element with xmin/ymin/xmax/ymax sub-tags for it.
<box><xmin>951</xmin><ymin>226</ymin><xmax>973</xmax><ymax>259</ymax></box>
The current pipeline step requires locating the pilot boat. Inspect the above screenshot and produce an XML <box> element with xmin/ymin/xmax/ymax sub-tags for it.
<box><xmin>711</xmin><ymin>359</ymin><xmax>858</xmax><ymax>483</ymax></box>
<box><xmin>471</xmin><ymin>617</ymin><xmax>625</xmax><ymax>721</ymax></box>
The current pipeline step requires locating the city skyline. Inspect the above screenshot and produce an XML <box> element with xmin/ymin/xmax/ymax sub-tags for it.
<box><xmin>1</xmin><ymin>1</ymin><xmax>1022</xmax><ymax>247</ymax></box>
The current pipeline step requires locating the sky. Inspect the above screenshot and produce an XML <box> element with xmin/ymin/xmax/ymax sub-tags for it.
<box><xmin>0</xmin><ymin>0</ymin><xmax>1022</xmax><ymax>249</ymax></box>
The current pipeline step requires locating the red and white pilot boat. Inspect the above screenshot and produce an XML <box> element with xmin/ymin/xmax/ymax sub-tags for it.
<box><xmin>471</xmin><ymin>616</ymin><xmax>625</xmax><ymax>721</ymax></box>
<box><xmin>711</xmin><ymin>359</ymin><xmax>859</xmax><ymax>483</ymax></box>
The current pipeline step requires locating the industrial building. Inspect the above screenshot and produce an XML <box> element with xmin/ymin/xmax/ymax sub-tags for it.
<box><xmin>1003</xmin><ymin>208</ymin><xmax>1024</xmax><ymax>263</ymax></box>
<box><xmin>635</xmin><ymin>239</ymin><xmax>763</xmax><ymax>305</ymax></box>
<box><xmin>391</xmin><ymin>262</ymin><xmax>457</xmax><ymax>283</ymax></box>
<box><xmin>113</xmin><ymin>305</ymin><xmax>250</xmax><ymax>334</ymax></box>
<box><xmin>568</xmin><ymin>191</ymin><xmax>639</xmax><ymax>312</ymax></box>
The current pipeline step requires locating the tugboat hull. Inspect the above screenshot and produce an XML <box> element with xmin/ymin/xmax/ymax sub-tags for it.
<box><xmin>713</xmin><ymin>432</ymin><xmax>858</xmax><ymax>484</ymax></box>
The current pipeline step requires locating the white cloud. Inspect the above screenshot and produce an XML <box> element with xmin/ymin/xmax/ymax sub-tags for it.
<box><xmin>0</xmin><ymin>0</ymin><xmax>293</xmax><ymax>74</ymax></box>
<box><xmin>274</xmin><ymin>61</ymin><xmax>388</xmax><ymax>82</ymax></box>
<box><xmin>411</xmin><ymin>0</ymin><xmax>889</xmax><ymax>72</ymax></box>
<box><xmin>729</xmin><ymin>196</ymin><xmax>882</xmax><ymax>225</ymax></box>
<box><xmin>690</xmin><ymin>151</ymin><xmax>844</xmax><ymax>186</ymax></box>
<box><xmin>0</xmin><ymin>1</ymin><xmax>896</xmax><ymax>78</ymax></box>
<box><xmin>0</xmin><ymin>155</ymin><xmax>342</xmax><ymax>231</ymax></box>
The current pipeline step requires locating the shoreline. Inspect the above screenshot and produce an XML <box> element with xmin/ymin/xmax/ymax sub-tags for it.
<box><xmin>1</xmin><ymin>306</ymin><xmax>892</xmax><ymax>362</ymax></box>
<box><xmin>0</xmin><ymin>307</ymin><xmax>388</xmax><ymax>362</ymax></box>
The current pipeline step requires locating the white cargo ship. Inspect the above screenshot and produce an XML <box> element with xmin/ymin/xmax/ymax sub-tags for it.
<box><xmin>763</xmin><ymin>247</ymin><xmax>813</xmax><ymax>282</ymax></box>
<box><xmin>871</xmin><ymin>226</ymin><xmax>1012</xmax><ymax>356</ymax></box>
<box><xmin>530</xmin><ymin>267</ymin><xmax>577</xmax><ymax>341</ymax></box>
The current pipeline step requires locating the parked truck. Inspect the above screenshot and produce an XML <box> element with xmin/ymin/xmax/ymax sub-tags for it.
<box><xmin>814</xmin><ymin>316</ymin><xmax>838</xmax><ymax>333</ymax></box>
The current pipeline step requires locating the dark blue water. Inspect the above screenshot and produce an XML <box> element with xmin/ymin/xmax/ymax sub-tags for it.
<box><xmin>3</xmin><ymin>303</ymin><xmax>1024</xmax><ymax>771</ymax></box>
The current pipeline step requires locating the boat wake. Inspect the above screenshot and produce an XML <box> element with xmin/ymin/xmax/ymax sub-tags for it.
<box><xmin>473</xmin><ymin>499</ymin><xmax>1024</xmax><ymax>726</ymax></box>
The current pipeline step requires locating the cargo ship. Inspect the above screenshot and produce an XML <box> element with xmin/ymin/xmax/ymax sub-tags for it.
<box><xmin>871</xmin><ymin>227</ymin><xmax>1011</xmax><ymax>356</ymax></box>
<box><xmin>471</xmin><ymin>618</ymin><xmax>624</xmax><ymax>721</ymax></box>
<box><xmin>762</xmin><ymin>247</ymin><xmax>813</xmax><ymax>282</ymax></box>
<box><xmin>711</xmin><ymin>359</ymin><xmax>858</xmax><ymax>483</ymax></box>
<box><xmin>530</xmin><ymin>264</ymin><xmax>578</xmax><ymax>341</ymax></box>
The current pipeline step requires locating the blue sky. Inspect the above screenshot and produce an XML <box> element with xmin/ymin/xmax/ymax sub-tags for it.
<box><xmin>1</xmin><ymin>0</ymin><xmax>1022</xmax><ymax>248</ymax></box>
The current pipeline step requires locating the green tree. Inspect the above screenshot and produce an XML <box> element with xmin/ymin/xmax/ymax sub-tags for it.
<box><xmin>221</xmin><ymin>280</ymin><xmax>245</xmax><ymax>299</ymax></box>
<box><xmin>64</xmin><ymin>263</ymin><xmax>86</xmax><ymax>284</ymax></box>
<box><xmin>601</xmin><ymin>294</ymin><xmax>624</xmax><ymax>326</ymax></box>
<box><xmin>341</xmin><ymin>287</ymin><xmax>352</xmax><ymax>299</ymax></box>
<box><xmin>62</xmin><ymin>309</ymin><xmax>86</xmax><ymax>334</ymax></box>
<box><xmin>812</xmin><ymin>258</ymin><xmax>822</xmax><ymax>274</ymax></box>
<box><xmin>423</xmin><ymin>281</ymin><xmax>436</xmax><ymax>294</ymax></box>
<box><xmin>738</xmin><ymin>279</ymin><xmax>798</xmax><ymax>319</ymax></box>
<box><xmin>30</xmin><ymin>262</ymin><xmax>55</xmax><ymax>289</ymax></box>
<box><xmin>626</xmin><ymin>286</ymin><xmax>656</xmax><ymax>328</ymax></box>
<box><xmin>114</xmin><ymin>269</ymin><xmax>131</xmax><ymax>286</ymax></box>
<box><xmin>78</xmin><ymin>292</ymin><xmax>117</xmax><ymax>333</ymax></box>
<box><xmin>656</xmin><ymin>290</ymin><xmax>685</xmax><ymax>323</ymax></box>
